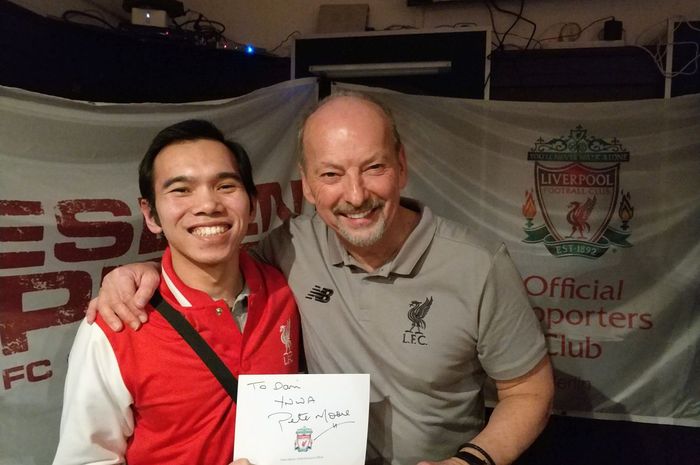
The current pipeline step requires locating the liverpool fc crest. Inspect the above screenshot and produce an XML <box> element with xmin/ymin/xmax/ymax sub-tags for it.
<box><xmin>522</xmin><ymin>126</ymin><xmax>634</xmax><ymax>259</ymax></box>
<box><xmin>402</xmin><ymin>297</ymin><xmax>433</xmax><ymax>346</ymax></box>
<box><xmin>294</xmin><ymin>426</ymin><xmax>313</xmax><ymax>452</ymax></box>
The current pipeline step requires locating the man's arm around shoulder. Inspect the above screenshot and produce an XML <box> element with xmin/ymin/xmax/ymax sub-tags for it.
<box><xmin>85</xmin><ymin>261</ymin><xmax>160</xmax><ymax>331</ymax></box>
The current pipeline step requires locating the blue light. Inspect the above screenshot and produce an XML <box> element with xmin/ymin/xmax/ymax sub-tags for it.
<box><xmin>245</xmin><ymin>44</ymin><xmax>254</xmax><ymax>55</ymax></box>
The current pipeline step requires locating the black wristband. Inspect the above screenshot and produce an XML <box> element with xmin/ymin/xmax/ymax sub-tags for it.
<box><xmin>456</xmin><ymin>443</ymin><xmax>496</xmax><ymax>465</ymax></box>
<box><xmin>454</xmin><ymin>450</ymin><xmax>487</xmax><ymax>465</ymax></box>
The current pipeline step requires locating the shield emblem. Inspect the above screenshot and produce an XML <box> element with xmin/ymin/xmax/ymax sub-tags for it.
<box><xmin>535</xmin><ymin>162</ymin><xmax>619</xmax><ymax>243</ymax></box>
<box><xmin>294</xmin><ymin>427</ymin><xmax>313</xmax><ymax>452</ymax></box>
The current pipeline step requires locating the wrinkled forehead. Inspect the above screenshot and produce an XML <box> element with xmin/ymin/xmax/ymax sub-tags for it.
<box><xmin>309</xmin><ymin>95</ymin><xmax>388</xmax><ymax>126</ymax></box>
<box><xmin>298</xmin><ymin>94</ymin><xmax>403</xmax><ymax>173</ymax></box>
<box><xmin>307</xmin><ymin>99</ymin><xmax>394</xmax><ymax>145</ymax></box>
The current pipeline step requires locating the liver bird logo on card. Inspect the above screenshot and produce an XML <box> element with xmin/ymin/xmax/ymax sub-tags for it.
<box><xmin>294</xmin><ymin>426</ymin><xmax>313</xmax><ymax>452</ymax></box>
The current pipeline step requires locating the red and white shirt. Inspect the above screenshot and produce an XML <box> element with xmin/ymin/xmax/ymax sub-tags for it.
<box><xmin>53</xmin><ymin>247</ymin><xmax>300</xmax><ymax>465</ymax></box>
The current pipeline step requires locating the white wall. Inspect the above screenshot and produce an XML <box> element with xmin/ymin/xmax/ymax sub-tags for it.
<box><xmin>9</xmin><ymin>0</ymin><xmax>699</xmax><ymax>55</ymax></box>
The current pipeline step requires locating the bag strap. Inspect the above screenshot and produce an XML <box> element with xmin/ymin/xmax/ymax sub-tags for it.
<box><xmin>150</xmin><ymin>291</ymin><xmax>238</xmax><ymax>401</ymax></box>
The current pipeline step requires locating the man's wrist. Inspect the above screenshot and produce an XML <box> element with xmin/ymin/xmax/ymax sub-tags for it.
<box><xmin>454</xmin><ymin>443</ymin><xmax>495</xmax><ymax>465</ymax></box>
<box><xmin>454</xmin><ymin>449</ymin><xmax>487</xmax><ymax>465</ymax></box>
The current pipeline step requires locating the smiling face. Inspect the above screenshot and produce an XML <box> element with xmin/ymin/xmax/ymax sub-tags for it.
<box><xmin>300</xmin><ymin>96</ymin><xmax>408</xmax><ymax>250</ymax></box>
<box><xmin>140</xmin><ymin>139</ymin><xmax>253</xmax><ymax>277</ymax></box>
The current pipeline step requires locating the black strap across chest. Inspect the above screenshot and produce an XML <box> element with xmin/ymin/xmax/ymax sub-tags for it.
<box><xmin>150</xmin><ymin>291</ymin><xmax>238</xmax><ymax>400</ymax></box>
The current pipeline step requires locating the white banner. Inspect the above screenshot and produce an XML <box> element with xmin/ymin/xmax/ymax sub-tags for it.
<box><xmin>2</xmin><ymin>79</ymin><xmax>699</xmax><ymax>463</ymax></box>
<box><xmin>0</xmin><ymin>79</ymin><xmax>318</xmax><ymax>465</ymax></box>
<box><xmin>335</xmin><ymin>82</ymin><xmax>700</xmax><ymax>427</ymax></box>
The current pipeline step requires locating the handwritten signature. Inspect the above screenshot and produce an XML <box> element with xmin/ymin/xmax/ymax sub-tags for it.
<box><xmin>268</xmin><ymin>408</ymin><xmax>352</xmax><ymax>432</ymax></box>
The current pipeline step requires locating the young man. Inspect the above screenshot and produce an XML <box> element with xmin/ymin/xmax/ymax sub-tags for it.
<box><xmin>53</xmin><ymin>120</ymin><xmax>300</xmax><ymax>465</ymax></box>
<box><xmin>90</xmin><ymin>93</ymin><xmax>553</xmax><ymax>465</ymax></box>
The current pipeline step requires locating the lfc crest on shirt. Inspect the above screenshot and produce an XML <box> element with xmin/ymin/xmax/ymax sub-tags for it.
<box><xmin>280</xmin><ymin>318</ymin><xmax>294</xmax><ymax>365</ymax></box>
<box><xmin>522</xmin><ymin>126</ymin><xmax>634</xmax><ymax>259</ymax></box>
<box><xmin>402</xmin><ymin>296</ymin><xmax>433</xmax><ymax>346</ymax></box>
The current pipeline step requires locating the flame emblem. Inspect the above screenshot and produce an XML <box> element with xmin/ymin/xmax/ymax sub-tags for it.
<box><xmin>618</xmin><ymin>190</ymin><xmax>634</xmax><ymax>230</ymax></box>
<box><xmin>522</xmin><ymin>189</ymin><xmax>537</xmax><ymax>228</ymax></box>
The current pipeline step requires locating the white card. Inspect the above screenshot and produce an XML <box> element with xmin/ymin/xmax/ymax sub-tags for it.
<box><xmin>233</xmin><ymin>373</ymin><xmax>370</xmax><ymax>465</ymax></box>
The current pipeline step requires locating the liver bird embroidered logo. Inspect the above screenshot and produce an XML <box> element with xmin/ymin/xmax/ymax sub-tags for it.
<box><xmin>523</xmin><ymin>126</ymin><xmax>633</xmax><ymax>259</ymax></box>
<box><xmin>280</xmin><ymin>318</ymin><xmax>293</xmax><ymax>365</ymax></box>
<box><xmin>402</xmin><ymin>297</ymin><xmax>433</xmax><ymax>346</ymax></box>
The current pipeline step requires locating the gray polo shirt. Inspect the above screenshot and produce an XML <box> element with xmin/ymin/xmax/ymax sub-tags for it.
<box><xmin>260</xmin><ymin>199</ymin><xmax>546</xmax><ymax>465</ymax></box>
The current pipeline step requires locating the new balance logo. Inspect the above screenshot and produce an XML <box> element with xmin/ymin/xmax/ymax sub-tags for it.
<box><xmin>305</xmin><ymin>285</ymin><xmax>334</xmax><ymax>303</ymax></box>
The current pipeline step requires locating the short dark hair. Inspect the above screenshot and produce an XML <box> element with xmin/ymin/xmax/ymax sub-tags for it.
<box><xmin>139</xmin><ymin>119</ymin><xmax>257</xmax><ymax>212</ymax></box>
